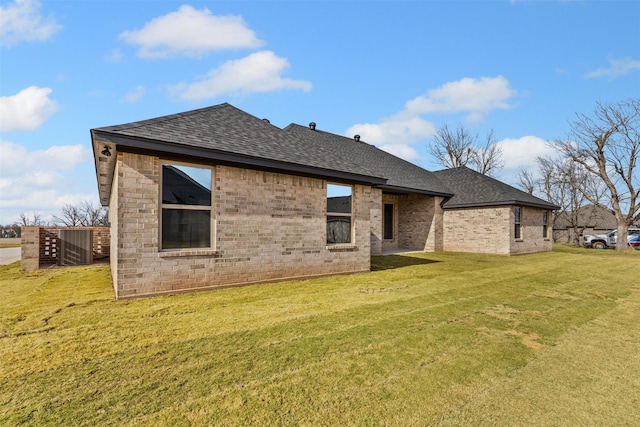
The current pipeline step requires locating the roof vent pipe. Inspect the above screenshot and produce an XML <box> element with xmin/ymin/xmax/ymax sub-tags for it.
<box><xmin>309</xmin><ymin>122</ymin><xmax>316</xmax><ymax>131</ymax></box>
<box><xmin>262</xmin><ymin>118</ymin><xmax>270</xmax><ymax>123</ymax></box>
<box><xmin>354</xmin><ymin>135</ymin><xmax>361</xmax><ymax>142</ymax></box>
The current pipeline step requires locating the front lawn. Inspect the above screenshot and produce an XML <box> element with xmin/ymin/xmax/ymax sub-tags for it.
<box><xmin>1</xmin><ymin>248</ymin><xmax>639</xmax><ymax>425</ymax></box>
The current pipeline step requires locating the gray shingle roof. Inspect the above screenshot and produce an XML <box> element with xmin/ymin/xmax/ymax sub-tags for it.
<box><xmin>433</xmin><ymin>166</ymin><xmax>559</xmax><ymax>210</ymax></box>
<box><xmin>283</xmin><ymin>124</ymin><xmax>453</xmax><ymax>196</ymax></box>
<box><xmin>92</xmin><ymin>103</ymin><xmax>382</xmax><ymax>183</ymax></box>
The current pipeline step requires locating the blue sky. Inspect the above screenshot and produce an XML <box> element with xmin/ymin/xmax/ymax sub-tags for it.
<box><xmin>1</xmin><ymin>0</ymin><xmax>639</xmax><ymax>224</ymax></box>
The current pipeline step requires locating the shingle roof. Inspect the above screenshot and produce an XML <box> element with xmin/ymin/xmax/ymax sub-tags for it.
<box><xmin>283</xmin><ymin>124</ymin><xmax>453</xmax><ymax>196</ymax></box>
<box><xmin>92</xmin><ymin>103</ymin><xmax>383</xmax><ymax>182</ymax></box>
<box><xmin>433</xmin><ymin>166</ymin><xmax>559</xmax><ymax>210</ymax></box>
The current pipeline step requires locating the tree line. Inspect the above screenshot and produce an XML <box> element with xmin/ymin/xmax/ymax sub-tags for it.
<box><xmin>0</xmin><ymin>201</ymin><xmax>108</xmax><ymax>238</ymax></box>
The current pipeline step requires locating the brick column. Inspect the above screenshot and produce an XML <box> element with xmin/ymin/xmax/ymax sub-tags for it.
<box><xmin>21</xmin><ymin>226</ymin><xmax>39</xmax><ymax>272</ymax></box>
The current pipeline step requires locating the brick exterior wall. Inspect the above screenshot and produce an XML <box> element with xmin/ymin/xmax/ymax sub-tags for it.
<box><xmin>443</xmin><ymin>205</ymin><xmax>552</xmax><ymax>255</ymax></box>
<box><xmin>20</xmin><ymin>226</ymin><xmax>39</xmax><ymax>272</ymax></box>
<box><xmin>398</xmin><ymin>194</ymin><xmax>443</xmax><ymax>252</ymax></box>
<box><xmin>380</xmin><ymin>194</ymin><xmax>444</xmax><ymax>253</ymax></box>
<box><xmin>512</xmin><ymin>206</ymin><xmax>553</xmax><ymax>255</ymax></box>
<box><xmin>426</xmin><ymin>196</ymin><xmax>445</xmax><ymax>252</ymax></box>
<box><xmin>111</xmin><ymin>153</ymin><xmax>372</xmax><ymax>299</ymax></box>
<box><xmin>106</xmin><ymin>152</ymin><xmax>554</xmax><ymax>297</ymax></box>
<box><xmin>109</xmin><ymin>161</ymin><xmax>119</xmax><ymax>293</ymax></box>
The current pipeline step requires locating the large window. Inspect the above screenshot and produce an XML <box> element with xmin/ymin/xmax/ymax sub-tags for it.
<box><xmin>161</xmin><ymin>163</ymin><xmax>212</xmax><ymax>250</ymax></box>
<box><xmin>327</xmin><ymin>183</ymin><xmax>352</xmax><ymax>244</ymax></box>
<box><xmin>514</xmin><ymin>207</ymin><xmax>522</xmax><ymax>239</ymax></box>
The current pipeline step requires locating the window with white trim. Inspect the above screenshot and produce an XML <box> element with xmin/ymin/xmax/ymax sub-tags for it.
<box><xmin>160</xmin><ymin>163</ymin><xmax>213</xmax><ymax>250</ymax></box>
<box><xmin>327</xmin><ymin>183</ymin><xmax>352</xmax><ymax>244</ymax></box>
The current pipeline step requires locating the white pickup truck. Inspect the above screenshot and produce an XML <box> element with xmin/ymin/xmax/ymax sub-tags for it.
<box><xmin>583</xmin><ymin>227</ymin><xmax>640</xmax><ymax>249</ymax></box>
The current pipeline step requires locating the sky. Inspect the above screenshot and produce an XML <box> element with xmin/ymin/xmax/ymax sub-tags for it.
<box><xmin>1</xmin><ymin>0</ymin><xmax>639</xmax><ymax>225</ymax></box>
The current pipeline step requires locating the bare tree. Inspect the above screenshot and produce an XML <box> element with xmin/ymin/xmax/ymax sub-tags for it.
<box><xmin>538</xmin><ymin>157</ymin><xmax>596</xmax><ymax>245</ymax></box>
<box><xmin>17</xmin><ymin>212</ymin><xmax>44</xmax><ymax>226</ymax></box>
<box><xmin>552</xmin><ymin>99</ymin><xmax>640</xmax><ymax>251</ymax></box>
<box><xmin>429</xmin><ymin>124</ymin><xmax>503</xmax><ymax>175</ymax></box>
<box><xmin>82</xmin><ymin>201</ymin><xmax>109</xmax><ymax>227</ymax></box>
<box><xmin>516</xmin><ymin>169</ymin><xmax>536</xmax><ymax>194</ymax></box>
<box><xmin>53</xmin><ymin>201</ymin><xmax>109</xmax><ymax>227</ymax></box>
<box><xmin>428</xmin><ymin>124</ymin><xmax>475</xmax><ymax>169</ymax></box>
<box><xmin>54</xmin><ymin>204</ymin><xmax>85</xmax><ymax>226</ymax></box>
<box><xmin>517</xmin><ymin>157</ymin><xmax>604</xmax><ymax>245</ymax></box>
<box><xmin>471</xmin><ymin>130</ymin><xmax>504</xmax><ymax>176</ymax></box>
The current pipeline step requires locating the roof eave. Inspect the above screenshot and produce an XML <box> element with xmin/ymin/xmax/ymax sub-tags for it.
<box><xmin>377</xmin><ymin>184</ymin><xmax>453</xmax><ymax>198</ymax></box>
<box><xmin>443</xmin><ymin>200</ymin><xmax>559</xmax><ymax>210</ymax></box>
<box><xmin>92</xmin><ymin>130</ymin><xmax>388</xmax><ymax>188</ymax></box>
<box><xmin>91</xmin><ymin>130</ymin><xmax>117</xmax><ymax>206</ymax></box>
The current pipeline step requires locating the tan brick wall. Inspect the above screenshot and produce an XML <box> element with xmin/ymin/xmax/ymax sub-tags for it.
<box><xmin>20</xmin><ymin>226</ymin><xmax>39</xmax><ymax>272</ymax></box>
<box><xmin>109</xmin><ymin>162</ymin><xmax>119</xmax><ymax>293</ymax></box>
<box><xmin>426</xmin><ymin>197</ymin><xmax>445</xmax><ymax>252</ymax></box>
<box><xmin>443</xmin><ymin>205</ymin><xmax>553</xmax><ymax>255</ymax></box>
<box><xmin>397</xmin><ymin>194</ymin><xmax>439</xmax><ymax>251</ymax></box>
<box><xmin>512</xmin><ymin>206</ymin><xmax>553</xmax><ymax>255</ymax></box>
<box><xmin>370</xmin><ymin>189</ymin><xmax>383</xmax><ymax>256</ymax></box>
<box><xmin>443</xmin><ymin>206</ymin><xmax>511</xmax><ymax>255</ymax></box>
<box><xmin>378</xmin><ymin>194</ymin><xmax>442</xmax><ymax>253</ymax></box>
<box><xmin>111</xmin><ymin>153</ymin><xmax>371</xmax><ymax>298</ymax></box>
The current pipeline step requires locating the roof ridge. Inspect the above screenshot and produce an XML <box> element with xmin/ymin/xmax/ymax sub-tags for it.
<box><xmin>98</xmin><ymin>103</ymin><xmax>232</xmax><ymax>132</ymax></box>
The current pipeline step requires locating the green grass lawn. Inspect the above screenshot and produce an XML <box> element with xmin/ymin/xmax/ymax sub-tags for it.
<box><xmin>1</xmin><ymin>246</ymin><xmax>639</xmax><ymax>426</ymax></box>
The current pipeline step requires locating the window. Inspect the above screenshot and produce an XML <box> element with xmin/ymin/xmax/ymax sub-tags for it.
<box><xmin>327</xmin><ymin>183</ymin><xmax>352</xmax><ymax>244</ymax></box>
<box><xmin>383</xmin><ymin>203</ymin><xmax>394</xmax><ymax>240</ymax></box>
<box><xmin>514</xmin><ymin>207</ymin><xmax>522</xmax><ymax>239</ymax></box>
<box><xmin>543</xmin><ymin>211</ymin><xmax>548</xmax><ymax>238</ymax></box>
<box><xmin>161</xmin><ymin>163</ymin><xmax>212</xmax><ymax>250</ymax></box>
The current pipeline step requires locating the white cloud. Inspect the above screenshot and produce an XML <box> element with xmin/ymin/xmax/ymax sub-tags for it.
<box><xmin>0</xmin><ymin>0</ymin><xmax>61</xmax><ymax>47</ymax></box>
<box><xmin>121</xmin><ymin>85</ymin><xmax>145</xmax><ymax>103</ymax></box>
<box><xmin>585</xmin><ymin>56</ymin><xmax>640</xmax><ymax>80</ymax></box>
<box><xmin>0</xmin><ymin>140</ymin><xmax>90</xmax><ymax>176</ymax></box>
<box><xmin>378</xmin><ymin>144</ymin><xmax>421</xmax><ymax>161</ymax></box>
<box><xmin>345</xmin><ymin>115</ymin><xmax>435</xmax><ymax>160</ymax></box>
<box><xmin>120</xmin><ymin>5</ymin><xmax>264</xmax><ymax>59</ymax></box>
<box><xmin>0</xmin><ymin>86</ymin><xmax>59</xmax><ymax>132</ymax></box>
<box><xmin>344</xmin><ymin>76</ymin><xmax>517</xmax><ymax>161</ymax></box>
<box><xmin>346</xmin><ymin>116</ymin><xmax>435</xmax><ymax>146</ymax></box>
<box><xmin>405</xmin><ymin>76</ymin><xmax>516</xmax><ymax>120</ymax></box>
<box><xmin>170</xmin><ymin>50</ymin><xmax>312</xmax><ymax>101</ymax></box>
<box><xmin>496</xmin><ymin>136</ymin><xmax>558</xmax><ymax>170</ymax></box>
<box><xmin>0</xmin><ymin>140</ymin><xmax>94</xmax><ymax>224</ymax></box>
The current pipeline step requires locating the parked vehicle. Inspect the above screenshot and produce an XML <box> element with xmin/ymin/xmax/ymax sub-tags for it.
<box><xmin>628</xmin><ymin>234</ymin><xmax>640</xmax><ymax>250</ymax></box>
<box><xmin>583</xmin><ymin>227</ymin><xmax>640</xmax><ymax>249</ymax></box>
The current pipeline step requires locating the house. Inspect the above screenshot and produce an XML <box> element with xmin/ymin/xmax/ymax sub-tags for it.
<box><xmin>553</xmin><ymin>204</ymin><xmax>640</xmax><ymax>244</ymax></box>
<box><xmin>91</xmin><ymin>103</ymin><xmax>557</xmax><ymax>299</ymax></box>
<box><xmin>433</xmin><ymin>167</ymin><xmax>557</xmax><ymax>255</ymax></box>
